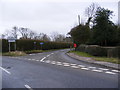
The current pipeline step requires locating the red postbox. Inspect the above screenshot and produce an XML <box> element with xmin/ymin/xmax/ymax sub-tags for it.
<box><xmin>74</xmin><ymin>43</ymin><xmax>77</xmax><ymax>48</ymax></box>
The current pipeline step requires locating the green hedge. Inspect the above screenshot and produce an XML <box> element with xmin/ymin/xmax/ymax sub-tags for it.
<box><xmin>2</xmin><ymin>39</ymin><xmax>73</xmax><ymax>52</ymax></box>
<box><xmin>76</xmin><ymin>45</ymin><xmax>120</xmax><ymax>58</ymax></box>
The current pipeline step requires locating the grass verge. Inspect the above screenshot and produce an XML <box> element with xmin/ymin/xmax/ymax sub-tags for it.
<box><xmin>69</xmin><ymin>51</ymin><xmax>120</xmax><ymax>64</ymax></box>
<box><xmin>25</xmin><ymin>50</ymin><xmax>43</xmax><ymax>54</ymax></box>
<box><xmin>2</xmin><ymin>51</ymin><xmax>26</xmax><ymax>56</ymax></box>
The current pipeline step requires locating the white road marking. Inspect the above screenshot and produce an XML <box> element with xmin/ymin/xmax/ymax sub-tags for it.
<box><xmin>51</xmin><ymin>62</ymin><xmax>56</xmax><ymax>64</ymax></box>
<box><xmin>63</xmin><ymin>63</ymin><xmax>69</xmax><ymax>65</ymax></box>
<box><xmin>57</xmin><ymin>62</ymin><xmax>62</xmax><ymax>64</ymax></box>
<box><xmin>92</xmin><ymin>69</ymin><xmax>103</xmax><ymax>72</ymax></box>
<box><xmin>78</xmin><ymin>65</ymin><xmax>85</xmax><ymax>68</ymax></box>
<box><xmin>63</xmin><ymin>64</ymin><xmax>70</xmax><ymax>67</ymax></box>
<box><xmin>70</xmin><ymin>64</ymin><xmax>77</xmax><ymax>66</ymax></box>
<box><xmin>88</xmin><ymin>67</ymin><xmax>96</xmax><ymax>69</ymax></box>
<box><xmin>0</xmin><ymin>67</ymin><xmax>11</xmax><ymax>75</ymax></box>
<box><xmin>105</xmin><ymin>71</ymin><xmax>116</xmax><ymax>75</ymax></box>
<box><xmin>47</xmin><ymin>55</ymin><xmax>50</xmax><ymax>57</ymax></box>
<box><xmin>50</xmin><ymin>61</ymin><xmax>56</xmax><ymax>64</ymax></box>
<box><xmin>71</xmin><ymin>66</ymin><xmax>79</xmax><ymax>68</ymax></box>
<box><xmin>111</xmin><ymin>70</ymin><xmax>120</xmax><ymax>73</ymax></box>
<box><xmin>29</xmin><ymin>54</ymin><xmax>35</xmax><ymax>56</ymax></box>
<box><xmin>45</xmin><ymin>60</ymin><xmax>51</xmax><ymax>63</ymax></box>
<box><xmin>56</xmin><ymin>63</ymin><xmax>62</xmax><ymax>65</ymax></box>
<box><xmin>28</xmin><ymin>59</ymin><xmax>31</xmax><ymax>60</ymax></box>
<box><xmin>24</xmin><ymin>84</ymin><xmax>33</xmax><ymax>90</ymax></box>
<box><xmin>98</xmin><ymin>68</ymin><xmax>109</xmax><ymax>71</ymax></box>
<box><xmin>40</xmin><ymin>57</ymin><xmax>46</xmax><ymax>62</ymax></box>
<box><xmin>51</xmin><ymin>53</ymin><xmax>54</xmax><ymax>55</ymax></box>
<box><xmin>81</xmin><ymin>68</ymin><xmax>89</xmax><ymax>70</ymax></box>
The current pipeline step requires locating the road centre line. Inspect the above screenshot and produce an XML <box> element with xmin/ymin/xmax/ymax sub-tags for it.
<box><xmin>0</xmin><ymin>66</ymin><xmax>11</xmax><ymax>75</ymax></box>
<box><xmin>40</xmin><ymin>57</ymin><xmax>46</xmax><ymax>62</ymax></box>
<box><xmin>24</xmin><ymin>84</ymin><xmax>33</xmax><ymax>90</ymax></box>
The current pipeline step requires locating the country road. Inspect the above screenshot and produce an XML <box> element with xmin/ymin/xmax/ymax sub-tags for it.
<box><xmin>1</xmin><ymin>49</ymin><xmax>119</xmax><ymax>89</ymax></box>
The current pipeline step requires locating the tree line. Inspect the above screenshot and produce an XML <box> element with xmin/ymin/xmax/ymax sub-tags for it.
<box><xmin>68</xmin><ymin>3</ymin><xmax>120</xmax><ymax>46</ymax></box>
<box><xmin>1</xmin><ymin>27</ymin><xmax>72</xmax><ymax>43</ymax></box>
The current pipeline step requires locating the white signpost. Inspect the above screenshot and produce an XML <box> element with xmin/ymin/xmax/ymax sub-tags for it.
<box><xmin>7</xmin><ymin>37</ymin><xmax>16</xmax><ymax>52</ymax></box>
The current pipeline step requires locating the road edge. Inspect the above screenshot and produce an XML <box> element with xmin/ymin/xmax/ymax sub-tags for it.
<box><xmin>66</xmin><ymin>52</ymin><xmax>120</xmax><ymax>70</ymax></box>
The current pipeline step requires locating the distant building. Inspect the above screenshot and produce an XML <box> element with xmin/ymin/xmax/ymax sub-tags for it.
<box><xmin>118</xmin><ymin>1</ymin><xmax>120</xmax><ymax>26</ymax></box>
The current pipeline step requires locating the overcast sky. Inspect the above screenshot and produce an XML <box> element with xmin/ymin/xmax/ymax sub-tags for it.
<box><xmin>0</xmin><ymin>0</ymin><xmax>119</xmax><ymax>36</ymax></box>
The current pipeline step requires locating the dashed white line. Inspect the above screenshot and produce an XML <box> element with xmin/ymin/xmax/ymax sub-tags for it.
<box><xmin>51</xmin><ymin>53</ymin><xmax>54</xmax><ymax>55</ymax></box>
<box><xmin>63</xmin><ymin>63</ymin><xmax>69</xmax><ymax>65</ymax></box>
<box><xmin>92</xmin><ymin>69</ymin><xmax>103</xmax><ymax>72</ymax></box>
<box><xmin>47</xmin><ymin>55</ymin><xmax>50</xmax><ymax>57</ymax></box>
<box><xmin>28</xmin><ymin>59</ymin><xmax>31</xmax><ymax>60</ymax></box>
<box><xmin>29</xmin><ymin>54</ymin><xmax>35</xmax><ymax>56</ymax></box>
<box><xmin>57</xmin><ymin>62</ymin><xmax>62</xmax><ymax>64</ymax></box>
<box><xmin>81</xmin><ymin>68</ymin><xmax>89</xmax><ymax>70</ymax></box>
<box><xmin>88</xmin><ymin>67</ymin><xmax>96</xmax><ymax>69</ymax></box>
<box><xmin>56</xmin><ymin>63</ymin><xmax>62</xmax><ymax>65</ymax></box>
<box><xmin>45</xmin><ymin>60</ymin><xmax>51</xmax><ymax>63</ymax></box>
<box><xmin>111</xmin><ymin>70</ymin><xmax>120</xmax><ymax>73</ymax></box>
<box><xmin>78</xmin><ymin>65</ymin><xmax>85</xmax><ymax>68</ymax></box>
<box><xmin>0</xmin><ymin>67</ymin><xmax>11</xmax><ymax>75</ymax></box>
<box><xmin>24</xmin><ymin>84</ymin><xmax>33</xmax><ymax>90</ymax></box>
<box><xmin>70</xmin><ymin>64</ymin><xmax>77</xmax><ymax>66</ymax></box>
<box><xmin>98</xmin><ymin>68</ymin><xmax>109</xmax><ymax>71</ymax></box>
<box><xmin>105</xmin><ymin>71</ymin><xmax>116</xmax><ymax>75</ymax></box>
<box><xmin>71</xmin><ymin>66</ymin><xmax>80</xmax><ymax>68</ymax></box>
<box><xmin>63</xmin><ymin>64</ymin><xmax>70</xmax><ymax>67</ymax></box>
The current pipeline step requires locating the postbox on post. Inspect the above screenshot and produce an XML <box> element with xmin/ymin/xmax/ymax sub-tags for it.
<box><xmin>74</xmin><ymin>43</ymin><xmax>77</xmax><ymax>48</ymax></box>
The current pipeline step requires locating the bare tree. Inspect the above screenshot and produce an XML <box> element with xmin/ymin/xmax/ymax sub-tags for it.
<box><xmin>34</xmin><ymin>33</ymin><xmax>51</xmax><ymax>41</ymax></box>
<box><xmin>19</xmin><ymin>27</ymin><xmax>30</xmax><ymax>39</ymax></box>
<box><xmin>11</xmin><ymin>26</ymin><xmax>18</xmax><ymax>39</ymax></box>
<box><xmin>51</xmin><ymin>32</ymin><xmax>66</xmax><ymax>42</ymax></box>
<box><xmin>28</xmin><ymin>30</ymin><xmax>37</xmax><ymax>39</ymax></box>
<box><xmin>85</xmin><ymin>3</ymin><xmax>99</xmax><ymax>26</ymax></box>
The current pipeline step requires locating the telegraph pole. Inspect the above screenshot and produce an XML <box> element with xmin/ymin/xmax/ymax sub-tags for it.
<box><xmin>118</xmin><ymin>1</ymin><xmax>120</xmax><ymax>26</ymax></box>
<box><xmin>78</xmin><ymin>15</ymin><xmax>80</xmax><ymax>25</ymax></box>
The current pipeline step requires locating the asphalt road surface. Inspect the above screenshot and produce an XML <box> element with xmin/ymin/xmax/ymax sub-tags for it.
<box><xmin>1</xmin><ymin>49</ymin><xmax>119</xmax><ymax>89</ymax></box>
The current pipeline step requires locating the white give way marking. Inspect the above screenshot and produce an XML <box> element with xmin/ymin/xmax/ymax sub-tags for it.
<box><xmin>0</xmin><ymin>66</ymin><xmax>11</xmax><ymax>75</ymax></box>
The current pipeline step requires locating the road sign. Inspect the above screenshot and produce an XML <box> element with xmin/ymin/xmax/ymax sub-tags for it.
<box><xmin>7</xmin><ymin>37</ymin><xmax>16</xmax><ymax>52</ymax></box>
<box><xmin>40</xmin><ymin>42</ymin><xmax>44</xmax><ymax>45</ymax></box>
<box><xmin>8</xmin><ymin>40</ymin><xmax>15</xmax><ymax>42</ymax></box>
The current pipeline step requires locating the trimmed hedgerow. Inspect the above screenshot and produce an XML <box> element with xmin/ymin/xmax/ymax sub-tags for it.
<box><xmin>2</xmin><ymin>39</ymin><xmax>73</xmax><ymax>52</ymax></box>
<box><xmin>76</xmin><ymin>45</ymin><xmax>120</xmax><ymax>58</ymax></box>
